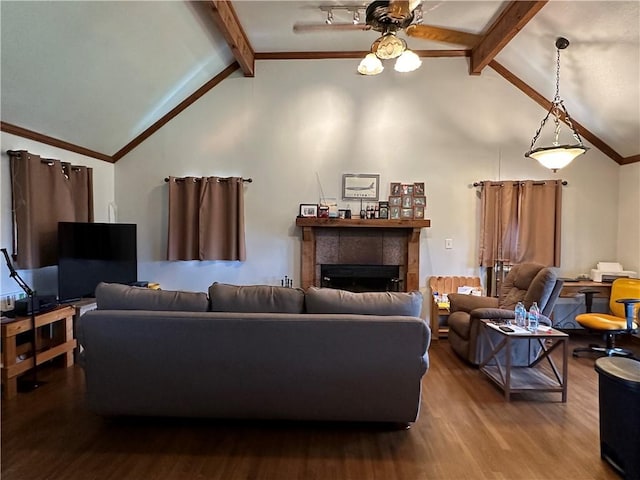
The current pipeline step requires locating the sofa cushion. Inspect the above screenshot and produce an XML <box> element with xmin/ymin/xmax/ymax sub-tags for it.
<box><xmin>208</xmin><ymin>282</ymin><xmax>305</xmax><ymax>313</ymax></box>
<box><xmin>305</xmin><ymin>287</ymin><xmax>423</xmax><ymax>317</ymax></box>
<box><xmin>95</xmin><ymin>282</ymin><xmax>209</xmax><ymax>312</ymax></box>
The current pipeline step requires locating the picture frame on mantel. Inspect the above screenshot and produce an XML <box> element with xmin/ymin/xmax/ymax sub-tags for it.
<box><xmin>299</xmin><ymin>204</ymin><xmax>318</xmax><ymax>218</ymax></box>
<box><xmin>342</xmin><ymin>174</ymin><xmax>380</xmax><ymax>201</ymax></box>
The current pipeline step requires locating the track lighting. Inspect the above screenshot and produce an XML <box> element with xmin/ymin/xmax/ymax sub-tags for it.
<box><xmin>325</xmin><ymin>9</ymin><xmax>333</xmax><ymax>25</ymax></box>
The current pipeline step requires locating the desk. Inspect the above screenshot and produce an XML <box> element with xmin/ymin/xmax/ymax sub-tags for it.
<box><xmin>1</xmin><ymin>306</ymin><xmax>76</xmax><ymax>399</ymax></box>
<box><xmin>560</xmin><ymin>280</ymin><xmax>611</xmax><ymax>300</ymax></box>
<box><xmin>479</xmin><ymin>321</ymin><xmax>569</xmax><ymax>402</ymax></box>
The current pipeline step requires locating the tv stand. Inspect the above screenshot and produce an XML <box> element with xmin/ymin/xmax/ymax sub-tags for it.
<box><xmin>1</xmin><ymin>306</ymin><xmax>76</xmax><ymax>399</ymax></box>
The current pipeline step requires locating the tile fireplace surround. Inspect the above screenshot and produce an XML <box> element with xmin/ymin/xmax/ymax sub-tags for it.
<box><xmin>295</xmin><ymin>218</ymin><xmax>431</xmax><ymax>292</ymax></box>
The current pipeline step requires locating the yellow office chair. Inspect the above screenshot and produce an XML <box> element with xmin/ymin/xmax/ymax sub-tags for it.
<box><xmin>573</xmin><ymin>278</ymin><xmax>640</xmax><ymax>357</ymax></box>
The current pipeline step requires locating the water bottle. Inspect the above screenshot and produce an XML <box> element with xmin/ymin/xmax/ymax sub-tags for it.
<box><xmin>527</xmin><ymin>302</ymin><xmax>540</xmax><ymax>332</ymax></box>
<box><xmin>515</xmin><ymin>301</ymin><xmax>526</xmax><ymax>328</ymax></box>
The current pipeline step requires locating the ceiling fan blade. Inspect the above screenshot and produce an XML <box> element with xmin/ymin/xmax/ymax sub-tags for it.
<box><xmin>388</xmin><ymin>0</ymin><xmax>422</xmax><ymax>14</ymax></box>
<box><xmin>405</xmin><ymin>24</ymin><xmax>479</xmax><ymax>47</ymax></box>
<box><xmin>388</xmin><ymin>1</ymin><xmax>411</xmax><ymax>18</ymax></box>
<box><xmin>293</xmin><ymin>23</ymin><xmax>372</xmax><ymax>33</ymax></box>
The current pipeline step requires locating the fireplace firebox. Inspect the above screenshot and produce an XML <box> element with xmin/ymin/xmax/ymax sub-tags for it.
<box><xmin>321</xmin><ymin>264</ymin><xmax>401</xmax><ymax>292</ymax></box>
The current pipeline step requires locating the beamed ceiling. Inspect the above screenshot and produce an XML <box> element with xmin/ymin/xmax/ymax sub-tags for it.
<box><xmin>1</xmin><ymin>1</ymin><xmax>638</xmax><ymax>165</ymax></box>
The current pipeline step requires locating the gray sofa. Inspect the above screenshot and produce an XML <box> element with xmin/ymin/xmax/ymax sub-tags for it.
<box><xmin>77</xmin><ymin>282</ymin><xmax>430</xmax><ymax>424</ymax></box>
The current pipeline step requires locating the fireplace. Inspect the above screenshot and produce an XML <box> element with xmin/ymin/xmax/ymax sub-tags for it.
<box><xmin>295</xmin><ymin>217</ymin><xmax>430</xmax><ymax>292</ymax></box>
<box><xmin>321</xmin><ymin>264</ymin><xmax>401</xmax><ymax>292</ymax></box>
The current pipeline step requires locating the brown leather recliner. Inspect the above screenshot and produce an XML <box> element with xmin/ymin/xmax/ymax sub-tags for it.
<box><xmin>447</xmin><ymin>263</ymin><xmax>564</xmax><ymax>365</ymax></box>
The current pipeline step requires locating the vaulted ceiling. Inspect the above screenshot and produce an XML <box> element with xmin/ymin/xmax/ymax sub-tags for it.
<box><xmin>1</xmin><ymin>1</ymin><xmax>638</xmax><ymax>165</ymax></box>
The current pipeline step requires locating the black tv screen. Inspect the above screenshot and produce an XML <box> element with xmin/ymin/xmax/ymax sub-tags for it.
<box><xmin>57</xmin><ymin>222</ymin><xmax>137</xmax><ymax>302</ymax></box>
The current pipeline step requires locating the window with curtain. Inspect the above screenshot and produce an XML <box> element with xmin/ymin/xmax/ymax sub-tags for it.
<box><xmin>167</xmin><ymin>176</ymin><xmax>246</xmax><ymax>261</ymax></box>
<box><xmin>478</xmin><ymin>179</ymin><xmax>563</xmax><ymax>267</ymax></box>
<box><xmin>9</xmin><ymin>150</ymin><xmax>94</xmax><ymax>269</ymax></box>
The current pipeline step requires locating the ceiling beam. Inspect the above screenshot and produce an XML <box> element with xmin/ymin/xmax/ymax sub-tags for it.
<box><xmin>489</xmin><ymin>60</ymin><xmax>627</xmax><ymax>165</ymax></box>
<box><xmin>0</xmin><ymin>122</ymin><xmax>114</xmax><ymax>163</ymax></box>
<box><xmin>621</xmin><ymin>154</ymin><xmax>640</xmax><ymax>165</ymax></box>
<box><xmin>470</xmin><ymin>1</ymin><xmax>548</xmax><ymax>75</ymax></box>
<box><xmin>255</xmin><ymin>50</ymin><xmax>470</xmax><ymax>60</ymax></box>
<box><xmin>206</xmin><ymin>1</ymin><xmax>255</xmax><ymax>77</ymax></box>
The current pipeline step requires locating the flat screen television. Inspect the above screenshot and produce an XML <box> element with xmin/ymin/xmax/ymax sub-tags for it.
<box><xmin>57</xmin><ymin>222</ymin><xmax>137</xmax><ymax>302</ymax></box>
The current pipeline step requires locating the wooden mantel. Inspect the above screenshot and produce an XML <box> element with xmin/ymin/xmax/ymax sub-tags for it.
<box><xmin>295</xmin><ymin>217</ymin><xmax>431</xmax><ymax>292</ymax></box>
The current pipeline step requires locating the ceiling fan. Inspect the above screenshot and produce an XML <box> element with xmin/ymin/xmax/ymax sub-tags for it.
<box><xmin>293</xmin><ymin>0</ymin><xmax>479</xmax><ymax>49</ymax></box>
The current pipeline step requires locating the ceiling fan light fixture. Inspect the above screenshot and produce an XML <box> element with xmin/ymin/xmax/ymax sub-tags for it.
<box><xmin>372</xmin><ymin>33</ymin><xmax>406</xmax><ymax>59</ymax></box>
<box><xmin>358</xmin><ymin>53</ymin><xmax>384</xmax><ymax>75</ymax></box>
<box><xmin>525</xmin><ymin>37</ymin><xmax>588</xmax><ymax>171</ymax></box>
<box><xmin>394</xmin><ymin>49</ymin><xmax>422</xmax><ymax>72</ymax></box>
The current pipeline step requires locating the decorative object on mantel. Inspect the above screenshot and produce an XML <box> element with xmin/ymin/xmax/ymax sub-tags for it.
<box><xmin>389</xmin><ymin>181</ymin><xmax>427</xmax><ymax>220</ymax></box>
<box><xmin>299</xmin><ymin>204</ymin><xmax>318</xmax><ymax>218</ymax></box>
<box><xmin>524</xmin><ymin>37</ymin><xmax>588</xmax><ymax>172</ymax></box>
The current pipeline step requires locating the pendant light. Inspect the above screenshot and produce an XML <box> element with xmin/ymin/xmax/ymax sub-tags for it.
<box><xmin>525</xmin><ymin>37</ymin><xmax>588</xmax><ymax>172</ymax></box>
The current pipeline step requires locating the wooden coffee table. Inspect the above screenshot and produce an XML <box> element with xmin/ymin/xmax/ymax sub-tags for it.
<box><xmin>478</xmin><ymin>320</ymin><xmax>569</xmax><ymax>402</ymax></box>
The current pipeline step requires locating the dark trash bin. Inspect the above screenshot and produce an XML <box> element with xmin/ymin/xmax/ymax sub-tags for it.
<box><xmin>594</xmin><ymin>357</ymin><xmax>640</xmax><ymax>479</ymax></box>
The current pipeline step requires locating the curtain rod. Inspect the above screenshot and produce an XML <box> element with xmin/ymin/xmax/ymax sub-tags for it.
<box><xmin>7</xmin><ymin>150</ymin><xmax>83</xmax><ymax>171</ymax></box>
<box><xmin>164</xmin><ymin>177</ymin><xmax>252</xmax><ymax>183</ymax></box>
<box><xmin>473</xmin><ymin>180</ymin><xmax>568</xmax><ymax>187</ymax></box>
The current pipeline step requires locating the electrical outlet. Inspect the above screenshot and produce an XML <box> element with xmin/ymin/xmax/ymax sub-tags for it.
<box><xmin>445</xmin><ymin>238</ymin><xmax>453</xmax><ymax>249</ymax></box>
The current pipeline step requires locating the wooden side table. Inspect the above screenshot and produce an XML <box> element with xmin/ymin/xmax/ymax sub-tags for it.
<box><xmin>478</xmin><ymin>320</ymin><xmax>569</xmax><ymax>402</ymax></box>
<box><xmin>1</xmin><ymin>305</ymin><xmax>76</xmax><ymax>399</ymax></box>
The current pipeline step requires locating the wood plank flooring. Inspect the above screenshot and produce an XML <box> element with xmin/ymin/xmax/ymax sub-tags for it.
<box><xmin>1</xmin><ymin>336</ymin><xmax>633</xmax><ymax>480</ymax></box>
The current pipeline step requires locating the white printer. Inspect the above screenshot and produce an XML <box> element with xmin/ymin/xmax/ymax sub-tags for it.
<box><xmin>590</xmin><ymin>262</ymin><xmax>638</xmax><ymax>283</ymax></box>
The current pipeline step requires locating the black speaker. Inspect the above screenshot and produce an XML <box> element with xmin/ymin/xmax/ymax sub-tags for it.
<box><xmin>14</xmin><ymin>295</ymin><xmax>58</xmax><ymax>316</ymax></box>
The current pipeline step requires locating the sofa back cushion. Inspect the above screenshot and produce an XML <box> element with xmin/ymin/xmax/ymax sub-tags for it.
<box><xmin>95</xmin><ymin>282</ymin><xmax>209</xmax><ymax>312</ymax></box>
<box><xmin>305</xmin><ymin>287</ymin><xmax>423</xmax><ymax>317</ymax></box>
<box><xmin>208</xmin><ymin>282</ymin><xmax>305</xmax><ymax>313</ymax></box>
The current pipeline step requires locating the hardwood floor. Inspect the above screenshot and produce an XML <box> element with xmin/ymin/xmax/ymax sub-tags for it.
<box><xmin>1</xmin><ymin>336</ymin><xmax>633</xmax><ymax>480</ymax></box>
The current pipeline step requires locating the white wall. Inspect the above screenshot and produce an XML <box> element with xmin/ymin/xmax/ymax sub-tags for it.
<box><xmin>0</xmin><ymin>132</ymin><xmax>115</xmax><ymax>297</ymax></box>
<box><xmin>114</xmin><ymin>58</ymin><xmax>627</xmax><ymax>293</ymax></box>
<box><xmin>618</xmin><ymin>162</ymin><xmax>640</xmax><ymax>273</ymax></box>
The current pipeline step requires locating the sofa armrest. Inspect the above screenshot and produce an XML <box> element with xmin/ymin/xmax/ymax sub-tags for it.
<box><xmin>448</xmin><ymin>294</ymin><xmax>498</xmax><ymax>313</ymax></box>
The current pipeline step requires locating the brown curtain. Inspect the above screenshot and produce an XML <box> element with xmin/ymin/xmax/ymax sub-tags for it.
<box><xmin>478</xmin><ymin>180</ymin><xmax>562</xmax><ymax>267</ymax></box>
<box><xmin>167</xmin><ymin>176</ymin><xmax>246</xmax><ymax>261</ymax></box>
<box><xmin>9</xmin><ymin>150</ymin><xmax>94</xmax><ymax>269</ymax></box>
<box><xmin>478</xmin><ymin>182</ymin><xmax>519</xmax><ymax>266</ymax></box>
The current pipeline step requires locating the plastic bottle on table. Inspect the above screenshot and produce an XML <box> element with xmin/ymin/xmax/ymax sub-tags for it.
<box><xmin>515</xmin><ymin>301</ymin><xmax>526</xmax><ymax>328</ymax></box>
<box><xmin>527</xmin><ymin>301</ymin><xmax>540</xmax><ymax>332</ymax></box>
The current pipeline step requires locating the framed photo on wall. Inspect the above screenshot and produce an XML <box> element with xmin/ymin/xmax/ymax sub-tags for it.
<box><xmin>342</xmin><ymin>174</ymin><xmax>380</xmax><ymax>200</ymax></box>
<box><xmin>401</xmin><ymin>208</ymin><xmax>414</xmax><ymax>219</ymax></box>
<box><xmin>390</xmin><ymin>182</ymin><xmax>402</xmax><ymax>196</ymax></box>
<box><xmin>414</xmin><ymin>182</ymin><xmax>425</xmax><ymax>195</ymax></box>
<box><xmin>299</xmin><ymin>204</ymin><xmax>318</xmax><ymax>218</ymax></box>
<box><xmin>401</xmin><ymin>195</ymin><xmax>413</xmax><ymax>208</ymax></box>
<box><xmin>414</xmin><ymin>206</ymin><xmax>425</xmax><ymax>219</ymax></box>
<box><xmin>389</xmin><ymin>206</ymin><xmax>401</xmax><ymax>220</ymax></box>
